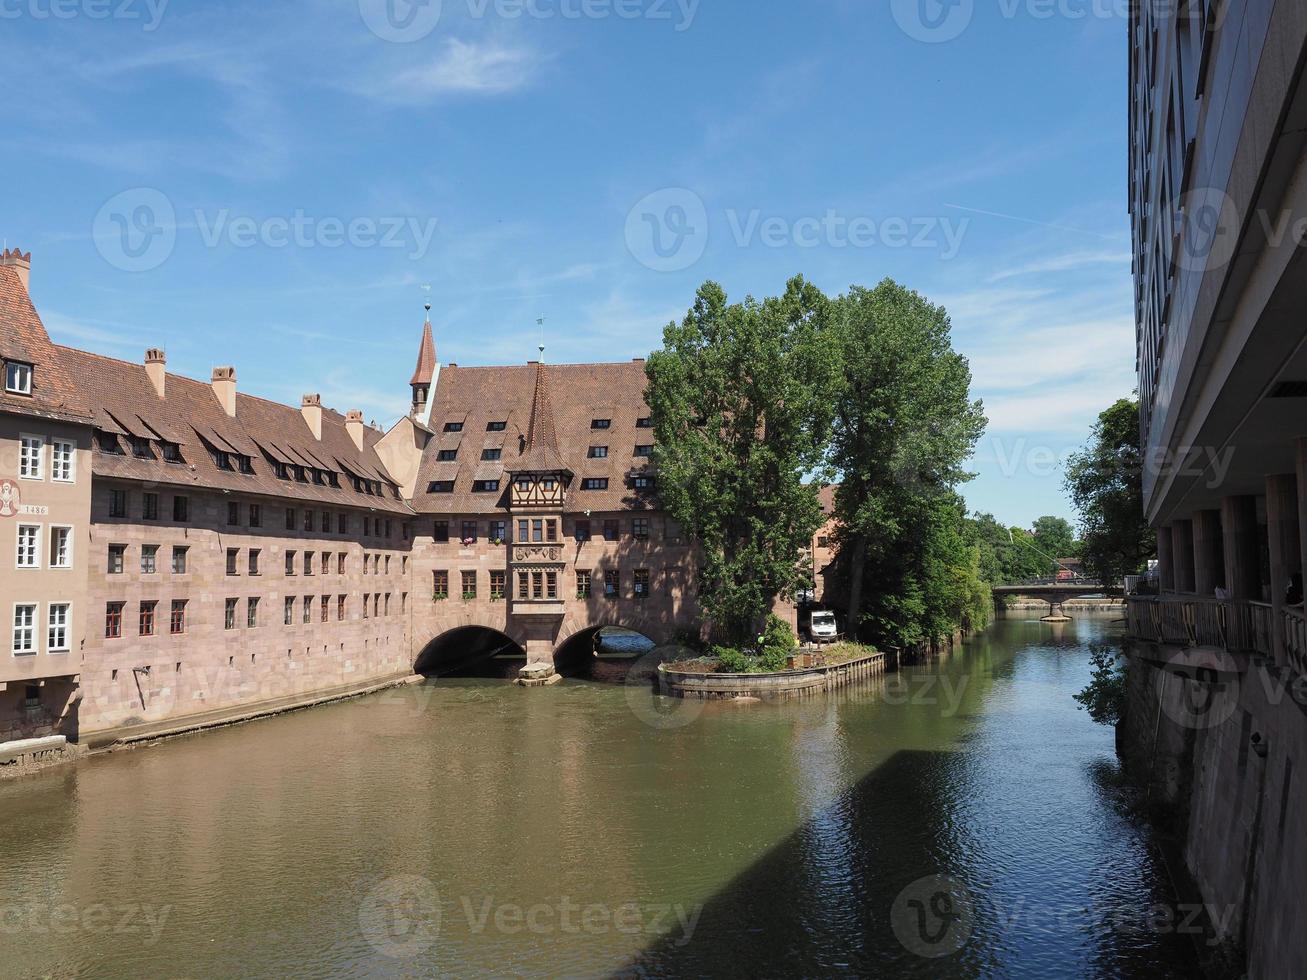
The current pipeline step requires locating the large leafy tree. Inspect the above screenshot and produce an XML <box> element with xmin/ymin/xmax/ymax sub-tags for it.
<box><xmin>646</xmin><ymin>278</ymin><xmax>836</xmax><ymax>644</ymax></box>
<box><xmin>1031</xmin><ymin>515</ymin><xmax>1078</xmax><ymax>570</ymax></box>
<box><xmin>827</xmin><ymin>280</ymin><xmax>987</xmax><ymax>644</ymax></box>
<box><xmin>1064</xmin><ymin>398</ymin><xmax>1155</xmax><ymax>586</ymax></box>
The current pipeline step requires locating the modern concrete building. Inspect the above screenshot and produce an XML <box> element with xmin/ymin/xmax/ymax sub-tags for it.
<box><xmin>1124</xmin><ymin>3</ymin><xmax>1307</xmax><ymax>975</ymax></box>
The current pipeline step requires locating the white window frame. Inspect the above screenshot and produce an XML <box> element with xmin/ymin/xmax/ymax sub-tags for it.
<box><xmin>49</xmin><ymin>438</ymin><xmax>76</xmax><ymax>483</ymax></box>
<box><xmin>16</xmin><ymin>523</ymin><xmax>41</xmax><ymax>569</ymax></box>
<box><xmin>5</xmin><ymin>361</ymin><xmax>32</xmax><ymax>395</ymax></box>
<box><xmin>47</xmin><ymin>602</ymin><xmax>71</xmax><ymax>653</ymax></box>
<box><xmin>18</xmin><ymin>433</ymin><xmax>43</xmax><ymax>480</ymax></box>
<box><xmin>12</xmin><ymin>602</ymin><xmax>37</xmax><ymax>656</ymax></box>
<box><xmin>49</xmin><ymin>524</ymin><xmax>73</xmax><ymax>569</ymax></box>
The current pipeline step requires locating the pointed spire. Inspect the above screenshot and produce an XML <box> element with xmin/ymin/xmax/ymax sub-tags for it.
<box><xmin>409</xmin><ymin>309</ymin><xmax>436</xmax><ymax>386</ymax></box>
<box><xmin>515</xmin><ymin>361</ymin><xmax>570</xmax><ymax>474</ymax></box>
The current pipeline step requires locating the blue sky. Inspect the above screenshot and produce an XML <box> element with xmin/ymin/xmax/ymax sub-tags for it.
<box><xmin>0</xmin><ymin>0</ymin><xmax>1134</xmax><ymax>526</ymax></box>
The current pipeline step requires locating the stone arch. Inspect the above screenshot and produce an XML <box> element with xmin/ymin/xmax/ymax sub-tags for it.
<box><xmin>415</xmin><ymin>624</ymin><xmax>526</xmax><ymax>677</ymax></box>
<box><xmin>554</xmin><ymin>609</ymin><xmax>672</xmax><ymax>653</ymax></box>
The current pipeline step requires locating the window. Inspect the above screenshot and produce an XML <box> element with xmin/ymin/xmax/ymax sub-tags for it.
<box><xmin>489</xmin><ymin>521</ymin><xmax>507</xmax><ymax>543</ymax></box>
<box><xmin>249</xmin><ymin>549</ymin><xmax>262</xmax><ymax>576</ymax></box>
<box><xmin>516</xmin><ymin>479</ymin><xmax>531</xmax><ymax>493</ymax></box>
<box><xmin>591</xmin><ymin>419</ymin><xmax>611</xmax><ymax>430</ymax></box>
<box><xmin>286</xmin><ymin>507</ymin><xmax>296</xmax><ymax>531</ymax></box>
<box><xmin>131</xmin><ymin>437</ymin><xmax>153</xmax><ymax>459</ymax></box>
<box><xmin>490</xmin><ymin>570</ymin><xmax>506</xmax><ymax>599</ymax></box>
<box><xmin>304</xmin><ymin>510</ymin><xmax>314</xmax><ymax>532</ymax></box>
<box><xmin>634</xmin><ymin>444</ymin><xmax>653</xmax><ymax>457</ymax></box>
<box><xmin>604</xmin><ymin>570</ymin><xmax>619</xmax><ymax>599</ymax></box>
<box><xmin>582</xmin><ymin>478</ymin><xmax>609</xmax><ymax>491</ymax></box>
<box><xmin>108</xmin><ymin>544</ymin><xmax>125</xmax><ymax>574</ymax></box>
<box><xmin>249</xmin><ymin>504</ymin><xmax>262</xmax><ymax>528</ymax></box>
<box><xmin>588</xmin><ymin>446</ymin><xmax>608</xmax><ymax>459</ymax></box>
<box><xmin>161</xmin><ymin>442</ymin><xmax>182</xmax><ymax>463</ymax></box>
<box><xmin>320</xmin><ymin>595</ymin><xmax>329</xmax><ymax>624</ymax></box>
<box><xmin>576</xmin><ymin>570</ymin><xmax>592</xmax><ymax>598</ymax></box>
<box><xmin>16</xmin><ymin>524</ymin><xmax>39</xmax><ymax>568</ymax></box>
<box><xmin>462</xmin><ymin>521</ymin><xmax>478</xmax><ymax>544</ymax></box>
<box><xmin>172</xmin><ymin>546</ymin><xmax>188</xmax><ymax>574</ymax></box>
<box><xmin>385</xmin><ymin>555</ymin><xmax>391</xmax><ymax>574</ymax></box>
<box><xmin>486</xmin><ymin>421</ymin><xmax>507</xmax><ymax>432</ymax></box>
<box><xmin>247</xmin><ymin>597</ymin><xmax>259</xmax><ymax>629</ymax></box>
<box><xmin>106</xmin><ymin>601</ymin><xmax>125</xmax><ymax>639</ymax></box>
<box><xmin>634</xmin><ymin>569</ymin><xmax>651</xmax><ymax>599</ymax></box>
<box><xmin>98</xmin><ymin>432</ymin><xmax>123</xmax><ymax>455</ymax></box>
<box><xmin>636</xmin><ymin>416</ymin><xmax>653</xmax><ymax>428</ymax></box>
<box><xmin>817</xmin><ymin>536</ymin><xmax>830</xmax><ymax>549</ymax></box>
<box><xmin>437</xmin><ymin>449</ymin><xmax>458</xmax><ymax>462</ymax></box>
<box><xmin>337</xmin><ymin>595</ymin><xmax>346</xmax><ymax>620</ymax></box>
<box><xmin>434</xmin><ymin>521</ymin><xmax>450</xmax><ymax>543</ymax></box>
<box><xmin>546</xmin><ymin>571</ymin><xmax>558</xmax><ymax>600</ymax></box>
<box><xmin>427</xmin><ymin>481</ymin><xmax>455</xmax><ymax>494</ymax></box>
<box><xmin>321</xmin><ymin>511</ymin><xmax>331</xmax><ymax>533</ymax></box>
<box><xmin>634</xmin><ymin>475</ymin><xmax>656</xmax><ymax>491</ymax></box>
<box><xmin>338</xmin><ymin>553</ymin><xmax>346</xmax><ymax>574</ymax></box>
<box><xmin>139</xmin><ymin>600</ymin><xmax>157</xmax><ymax>637</ymax></box>
<box><xmin>173</xmin><ymin>496</ymin><xmax>189</xmax><ymax>522</ymax></box>
<box><xmin>363</xmin><ymin>517</ymin><xmax>371</xmax><ymax>537</ymax></box>
<box><xmin>141</xmin><ymin>544</ymin><xmax>159</xmax><ymax>574</ymax></box>
<box><xmin>142</xmin><ymin>492</ymin><xmax>158</xmax><ymax>521</ymax></box>
<box><xmin>532</xmin><ymin>520</ymin><xmax>543</xmax><ymax>543</ymax></box>
<box><xmin>109</xmin><ymin>488</ymin><xmax>127</xmax><ymax>517</ymax></box>
<box><xmin>321</xmin><ymin>552</ymin><xmax>330</xmax><ymax>575</ymax></box>
<box><xmin>12</xmin><ymin>604</ymin><xmax>36</xmax><ymax>654</ymax></box>
<box><xmin>362</xmin><ymin>594</ymin><xmax>369</xmax><ymax>620</ymax></box>
<box><xmin>531</xmin><ymin>571</ymin><xmax>544</xmax><ymax>600</ymax></box>
<box><xmin>462</xmin><ymin>570</ymin><xmax>477</xmax><ymax>599</ymax></box>
<box><xmin>285</xmin><ymin>550</ymin><xmax>296</xmax><ymax>575</ymax></box>
<box><xmin>481</xmin><ymin>448</ymin><xmax>503</xmax><ymax>461</ymax></box>
<box><xmin>19</xmin><ymin>434</ymin><xmax>42</xmax><ymax>479</ymax></box>
<box><xmin>603</xmin><ymin>520</ymin><xmax>619</xmax><ymax>542</ymax></box>
<box><xmin>433</xmin><ymin>570</ymin><xmax>449</xmax><ymax>599</ymax></box>
<box><xmin>284</xmin><ymin>596</ymin><xmax>295</xmax><ymax>626</ymax></box>
<box><xmin>226</xmin><ymin>549</ymin><xmax>239</xmax><ymax>576</ymax></box>
<box><xmin>546</xmin><ymin>520</ymin><xmax>558</xmax><ymax>542</ymax></box>
<box><xmin>47</xmin><ymin>603</ymin><xmax>70</xmax><ymax>652</ymax></box>
<box><xmin>302</xmin><ymin>596</ymin><xmax>312</xmax><ymax>625</ymax></box>
<box><xmin>50</xmin><ymin>526</ymin><xmax>71</xmax><ymax>569</ymax></box>
<box><xmin>50</xmin><ymin>439</ymin><xmax>75</xmax><ymax>482</ymax></box>
<box><xmin>338</xmin><ymin>513</ymin><xmax>348</xmax><ymax>534</ymax></box>
<box><xmin>5</xmin><ymin>361</ymin><xmax>32</xmax><ymax>395</ymax></box>
<box><xmin>473</xmin><ymin>480</ymin><xmax>500</xmax><ymax>493</ymax></box>
<box><xmin>304</xmin><ymin>551</ymin><xmax>314</xmax><ymax>575</ymax></box>
<box><xmin>632</xmin><ymin>518</ymin><xmax>650</xmax><ymax>540</ymax></box>
<box><xmin>443</xmin><ymin>421</ymin><xmax>464</xmax><ymax>433</ymax></box>
<box><xmin>170</xmin><ymin>600</ymin><xmax>187</xmax><ymax>634</ymax></box>
<box><xmin>574</xmin><ymin>520</ymin><xmax>591</xmax><ymax>542</ymax></box>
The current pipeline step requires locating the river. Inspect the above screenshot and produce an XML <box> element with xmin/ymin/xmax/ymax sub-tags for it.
<box><xmin>1</xmin><ymin>614</ymin><xmax>1198</xmax><ymax>978</ymax></box>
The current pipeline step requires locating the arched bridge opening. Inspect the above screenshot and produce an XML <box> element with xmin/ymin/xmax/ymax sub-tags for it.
<box><xmin>553</xmin><ymin>626</ymin><xmax>656</xmax><ymax>680</ymax></box>
<box><xmin>416</xmin><ymin>627</ymin><xmax>526</xmax><ymax>679</ymax></box>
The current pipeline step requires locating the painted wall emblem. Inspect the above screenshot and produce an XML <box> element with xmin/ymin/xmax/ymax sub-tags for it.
<box><xmin>0</xmin><ymin>479</ymin><xmax>19</xmax><ymax>519</ymax></box>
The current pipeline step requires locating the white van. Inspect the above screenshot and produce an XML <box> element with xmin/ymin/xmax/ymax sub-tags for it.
<box><xmin>809</xmin><ymin>610</ymin><xmax>839</xmax><ymax>643</ymax></box>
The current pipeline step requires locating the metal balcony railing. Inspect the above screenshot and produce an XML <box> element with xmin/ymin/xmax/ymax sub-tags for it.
<box><xmin>1126</xmin><ymin>595</ymin><xmax>1306</xmax><ymax>677</ymax></box>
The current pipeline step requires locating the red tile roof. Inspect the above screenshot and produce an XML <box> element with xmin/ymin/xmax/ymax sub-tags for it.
<box><xmin>56</xmin><ymin>345</ymin><xmax>412</xmax><ymax>514</ymax></box>
<box><xmin>0</xmin><ymin>265</ymin><xmax>91</xmax><ymax>424</ymax></box>
<box><xmin>410</xmin><ymin>318</ymin><xmax>437</xmax><ymax>386</ymax></box>
<box><xmin>515</xmin><ymin>362</ymin><xmax>569</xmax><ymax>474</ymax></box>
<box><xmin>413</xmin><ymin>359</ymin><xmax>656</xmax><ymax>514</ymax></box>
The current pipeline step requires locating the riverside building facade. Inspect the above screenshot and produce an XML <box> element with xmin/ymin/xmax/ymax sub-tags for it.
<box><xmin>1124</xmin><ymin>2</ymin><xmax>1307</xmax><ymax>975</ymax></box>
<box><xmin>1</xmin><ymin>249</ymin><xmax>702</xmax><ymax>744</ymax></box>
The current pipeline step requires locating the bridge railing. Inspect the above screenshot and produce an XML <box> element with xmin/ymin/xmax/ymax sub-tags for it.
<box><xmin>1127</xmin><ymin>595</ymin><xmax>1297</xmax><ymax>673</ymax></box>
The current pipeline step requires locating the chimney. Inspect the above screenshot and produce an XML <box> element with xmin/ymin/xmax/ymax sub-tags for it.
<box><xmin>301</xmin><ymin>394</ymin><xmax>323</xmax><ymax>440</ymax></box>
<box><xmin>145</xmin><ymin>348</ymin><xmax>166</xmax><ymax>398</ymax></box>
<box><xmin>211</xmin><ymin>366</ymin><xmax>237</xmax><ymax>417</ymax></box>
<box><xmin>345</xmin><ymin>410</ymin><xmax>365</xmax><ymax>451</ymax></box>
<box><xmin>0</xmin><ymin>247</ymin><xmax>31</xmax><ymax>291</ymax></box>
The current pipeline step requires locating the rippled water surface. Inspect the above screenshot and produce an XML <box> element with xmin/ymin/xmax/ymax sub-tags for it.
<box><xmin>1</xmin><ymin>615</ymin><xmax>1197</xmax><ymax>978</ymax></box>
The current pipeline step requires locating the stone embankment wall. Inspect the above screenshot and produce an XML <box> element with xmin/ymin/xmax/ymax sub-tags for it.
<box><xmin>1118</xmin><ymin>645</ymin><xmax>1307</xmax><ymax>979</ymax></box>
<box><xmin>658</xmin><ymin>652</ymin><xmax>887</xmax><ymax>701</ymax></box>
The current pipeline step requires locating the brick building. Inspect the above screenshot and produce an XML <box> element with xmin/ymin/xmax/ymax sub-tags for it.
<box><xmin>1</xmin><ymin>251</ymin><xmax>704</xmax><ymax>743</ymax></box>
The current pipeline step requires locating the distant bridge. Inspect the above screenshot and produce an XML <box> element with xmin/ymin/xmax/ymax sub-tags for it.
<box><xmin>991</xmin><ymin>581</ymin><xmax>1120</xmax><ymax>621</ymax></box>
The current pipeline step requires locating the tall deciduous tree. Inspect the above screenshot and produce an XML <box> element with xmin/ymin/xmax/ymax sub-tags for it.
<box><xmin>1064</xmin><ymin>398</ymin><xmax>1155</xmax><ymax>586</ymax></box>
<box><xmin>828</xmin><ymin>280</ymin><xmax>986</xmax><ymax>644</ymax></box>
<box><xmin>646</xmin><ymin>278</ymin><xmax>836</xmax><ymax>644</ymax></box>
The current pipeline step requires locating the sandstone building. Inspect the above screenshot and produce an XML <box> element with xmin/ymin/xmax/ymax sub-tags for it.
<box><xmin>1</xmin><ymin>251</ymin><xmax>701</xmax><ymax>744</ymax></box>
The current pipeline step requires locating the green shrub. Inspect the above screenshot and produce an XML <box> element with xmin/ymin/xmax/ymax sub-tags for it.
<box><xmin>1074</xmin><ymin>646</ymin><xmax>1125</xmax><ymax>726</ymax></box>
<box><xmin>713</xmin><ymin>645</ymin><xmax>751</xmax><ymax>673</ymax></box>
<box><xmin>757</xmin><ymin>614</ymin><xmax>798</xmax><ymax>671</ymax></box>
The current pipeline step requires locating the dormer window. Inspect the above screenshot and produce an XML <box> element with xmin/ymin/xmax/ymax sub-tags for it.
<box><xmin>5</xmin><ymin>361</ymin><xmax>32</xmax><ymax>395</ymax></box>
<box><xmin>486</xmin><ymin>421</ymin><xmax>507</xmax><ymax>432</ymax></box>
<box><xmin>443</xmin><ymin>422</ymin><xmax>464</xmax><ymax>433</ymax></box>
<box><xmin>591</xmin><ymin>419</ymin><xmax>611</xmax><ymax>430</ymax></box>
<box><xmin>636</xmin><ymin>417</ymin><xmax>653</xmax><ymax>429</ymax></box>
<box><xmin>210</xmin><ymin>447</ymin><xmax>233</xmax><ymax>471</ymax></box>
<box><xmin>437</xmin><ymin>449</ymin><xmax>458</xmax><ymax>462</ymax></box>
<box><xmin>588</xmin><ymin>446</ymin><xmax>608</xmax><ymax>459</ymax></box>
<box><xmin>427</xmin><ymin>481</ymin><xmax>455</xmax><ymax>494</ymax></box>
<box><xmin>160</xmin><ymin>442</ymin><xmax>182</xmax><ymax>463</ymax></box>
<box><xmin>97</xmin><ymin>432</ymin><xmax>123</xmax><ymax>455</ymax></box>
<box><xmin>516</xmin><ymin>479</ymin><xmax>531</xmax><ymax>492</ymax></box>
<box><xmin>130</xmin><ymin>437</ymin><xmax>153</xmax><ymax>459</ymax></box>
<box><xmin>273</xmin><ymin>461</ymin><xmax>288</xmax><ymax>480</ymax></box>
<box><xmin>237</xmin><ymin>456</ymin><xmax>254</xmax><ymax>475</ymax></box>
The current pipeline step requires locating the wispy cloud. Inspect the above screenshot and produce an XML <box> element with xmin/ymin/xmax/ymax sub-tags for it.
<box><xmin>369</xmin><ymin>39</ymin><xmax>543</xmax><ymax>103</ymax></box>
<box><xmin>987</xmin><ymin>250</ymin><xmax>1131</xmax><ymax>282</ymax></box>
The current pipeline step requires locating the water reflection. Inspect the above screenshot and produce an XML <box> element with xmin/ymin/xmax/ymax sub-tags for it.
<box><xmin>0</xmin><ymin>616</ymin><xmax>1195</xmax><ymax>978</ymax></box>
